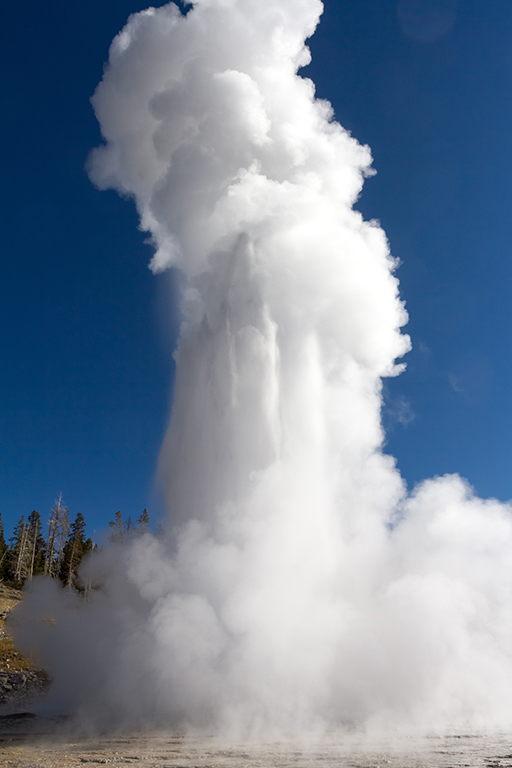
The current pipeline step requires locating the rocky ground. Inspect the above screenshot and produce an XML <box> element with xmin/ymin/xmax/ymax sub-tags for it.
<box><xmin>0</xmin><ymin>585</ymin><xmax>50</xmax><ymax>715</ymax></box>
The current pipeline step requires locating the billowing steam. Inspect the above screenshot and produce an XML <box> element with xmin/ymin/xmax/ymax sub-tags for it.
<box><xmin>13</xmin><ymin>0</ymin><xmax>512</xmax><ymax>736</ymax></box>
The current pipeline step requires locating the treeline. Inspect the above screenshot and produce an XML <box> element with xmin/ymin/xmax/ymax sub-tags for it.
<box><xmin>0</xmin><ymin>496</ymin><xmax>152</xmax><ymax>590</ymax></box>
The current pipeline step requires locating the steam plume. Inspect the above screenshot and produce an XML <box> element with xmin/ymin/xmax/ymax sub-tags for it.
<box><xmin>13</xmin><ymin>0</ymin><xmax>512</xmax><ymax>736</ymax></box>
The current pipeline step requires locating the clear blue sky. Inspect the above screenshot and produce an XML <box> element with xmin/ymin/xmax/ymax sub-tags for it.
<box><xmin>2</xmin><ymin>0</ymin><xmax>512</xmax><ymax>541</ymax></box>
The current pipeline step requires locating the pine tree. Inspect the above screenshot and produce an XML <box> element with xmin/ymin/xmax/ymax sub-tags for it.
<box><xmin>44</xmin><ymin>494</ymin><xmax>70</xmax><ymax>578</ymax></box>
<box><xmin>108</xmin><ymin>509</ymin><xmax>151</xmax><ymax>541</ymax></box>
<box><xmin>108</xmin><ymin>510</ymin><xmax>124</xmax><ymax>542</ymax></box>
<box><xmin>26</xmin><ymin>510</ymin><xmax>45</xmax><ymax>580</ymax></box>
<box><xmin>0</xmin><ymin>513</ymin><xmax>9</xmax><ymax>581</ymax></box>
<box><xmin>8</xmin><ymin>516</ymin><xmax>31</xmax><ymax>586</ymax></box>
<box><xmin>137</xmin><ymin>509</ymin><xmax>150</xmax><ymax>534</ymax></box>
<box><xmin>60</xmin><ymin>512</ymin><xmax>92</xmax><ymax>589</ymax></box>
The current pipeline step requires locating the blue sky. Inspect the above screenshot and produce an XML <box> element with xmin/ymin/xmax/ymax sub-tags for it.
<box><xmin>2</xmin><ymin>0</ymin><xmax>512</xmax><ymax>540</ymax></box>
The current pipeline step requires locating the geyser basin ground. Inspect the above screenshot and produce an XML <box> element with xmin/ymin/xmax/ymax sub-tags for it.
<box><xmin>2</xmin><ymin>719</ymin><xmax>512</xmax><ymax>768</ymax></box>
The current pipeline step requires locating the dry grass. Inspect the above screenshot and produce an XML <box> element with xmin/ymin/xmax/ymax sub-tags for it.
<box><xmin>0</xmin><ymin>584</ymin><xmax>32</xmax><ymax>672</ymax></box>
<box><xmin>0</xmin><ymin>584</ymin><xmax>22</xmax><ymax>613</ymax></box>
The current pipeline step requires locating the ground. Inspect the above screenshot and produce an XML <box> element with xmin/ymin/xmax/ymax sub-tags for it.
<box><xmin>0</xmin><ymin>587</ymin><xmax>511</xmax><ymax>767</ymax></box>
<box><xmin>0</xmin><ymin>722</ymin><xmax>511</xmax><ymax>768</ymax></box>
<box><xmin>0</xmin><ymin>585</ymin><xmax>49</xmax><ymax>714</ymax></box>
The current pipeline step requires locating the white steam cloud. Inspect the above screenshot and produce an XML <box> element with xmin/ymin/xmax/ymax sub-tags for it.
<box><xmin>13</xmin><ymin>0</ymin><xmax>512</xmax><ymax>737</ymax></box>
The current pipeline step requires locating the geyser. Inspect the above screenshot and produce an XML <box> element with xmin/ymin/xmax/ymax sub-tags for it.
<box><xmin>13</xmin><ymin>0</ymin><xmax>512</xmax><ymax>736</ymax></box>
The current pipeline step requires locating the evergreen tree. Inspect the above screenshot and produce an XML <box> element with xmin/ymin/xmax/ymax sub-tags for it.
<box><xmin>44</xmin><ymin>494</ymin><xmax>70</xmax><ymax>578</ymax></box>
<box><xmin>137</xmin><ymin>509</ymin><xmax>150</xmax><ymax>534</ymax></box>
<box><xmin>60</xmin><ymin>512</ymin><xmax>92</xmax><ymax>589</ymax></box>
<box><xmin>108</xmin><ymin>510</ymin><xmax>124</xmax><ymax>542</ymax></box>
<box><xmin>26</xmin><ymin>510</ymin><xmax>45</xmax><ymax>580</ymax></box>
<box><xmin>0</xmin><ymin>513</ymin><xmax>9</xmax><ymax>581</ymax></box>
<box><xmin>8</xmin><ymin>515</ymin><xmax>31</xmax><ymax>586</ymax></box>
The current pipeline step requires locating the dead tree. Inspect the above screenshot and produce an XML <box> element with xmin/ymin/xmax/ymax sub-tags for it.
<box><xmin>44</xmin><ymin>494</ymin><xmax>70</xmax><ymax>578</ymax></box>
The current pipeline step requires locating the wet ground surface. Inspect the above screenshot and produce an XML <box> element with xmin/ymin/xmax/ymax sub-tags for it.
<box><xmin>1</xmin><ymin>717</ymin><xmax>512</xmax><ymax>768</ymax></box>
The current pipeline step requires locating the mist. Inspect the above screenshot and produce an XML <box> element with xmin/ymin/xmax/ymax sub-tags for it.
<box><xmin>12</xmin><ymin>0</ymin><xmax>512</xmax><ymax>737</ymax></box>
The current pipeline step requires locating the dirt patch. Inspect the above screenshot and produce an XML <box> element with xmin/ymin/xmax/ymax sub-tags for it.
<box><xmin>0</xmin><ymin>585</ymin><xmax>27</xmax><ymax>671</ymax></box>
<box><xmin>0</xmin><ymin>585</ymin><xmax>50</xmax><ymax>713</ymax></box>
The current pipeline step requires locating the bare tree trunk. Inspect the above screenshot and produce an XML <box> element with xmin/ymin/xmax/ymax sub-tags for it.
<box><xmin>44</xmin><ymin>494</ymin><xmax>69</xmax><ymax>578</ymax></box>
<box><xmin>66</xmin><ymin>536</ymin><xmax>77</xmax><ymax>588</ymax></box>
<box><xmin>44</xmin><ymin>517</ymin><xmax>56</xmax><ymax>576</ymax></box>
<box><xmin>14</xmin><ymin>525</ymin><xmax>28</xmax><ymax>584</ymax></box>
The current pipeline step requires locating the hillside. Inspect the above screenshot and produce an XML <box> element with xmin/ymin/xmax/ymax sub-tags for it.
<box><xmin>0</xmin><ymin>584</ymin><xmax>50</xmax><ymax>712</ymax></box>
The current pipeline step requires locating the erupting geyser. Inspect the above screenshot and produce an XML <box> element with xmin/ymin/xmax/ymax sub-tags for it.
<box><xmin>14</xmin><ymin>0</ymin><xmax>512</xmax><ymax>737</ymax></box>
